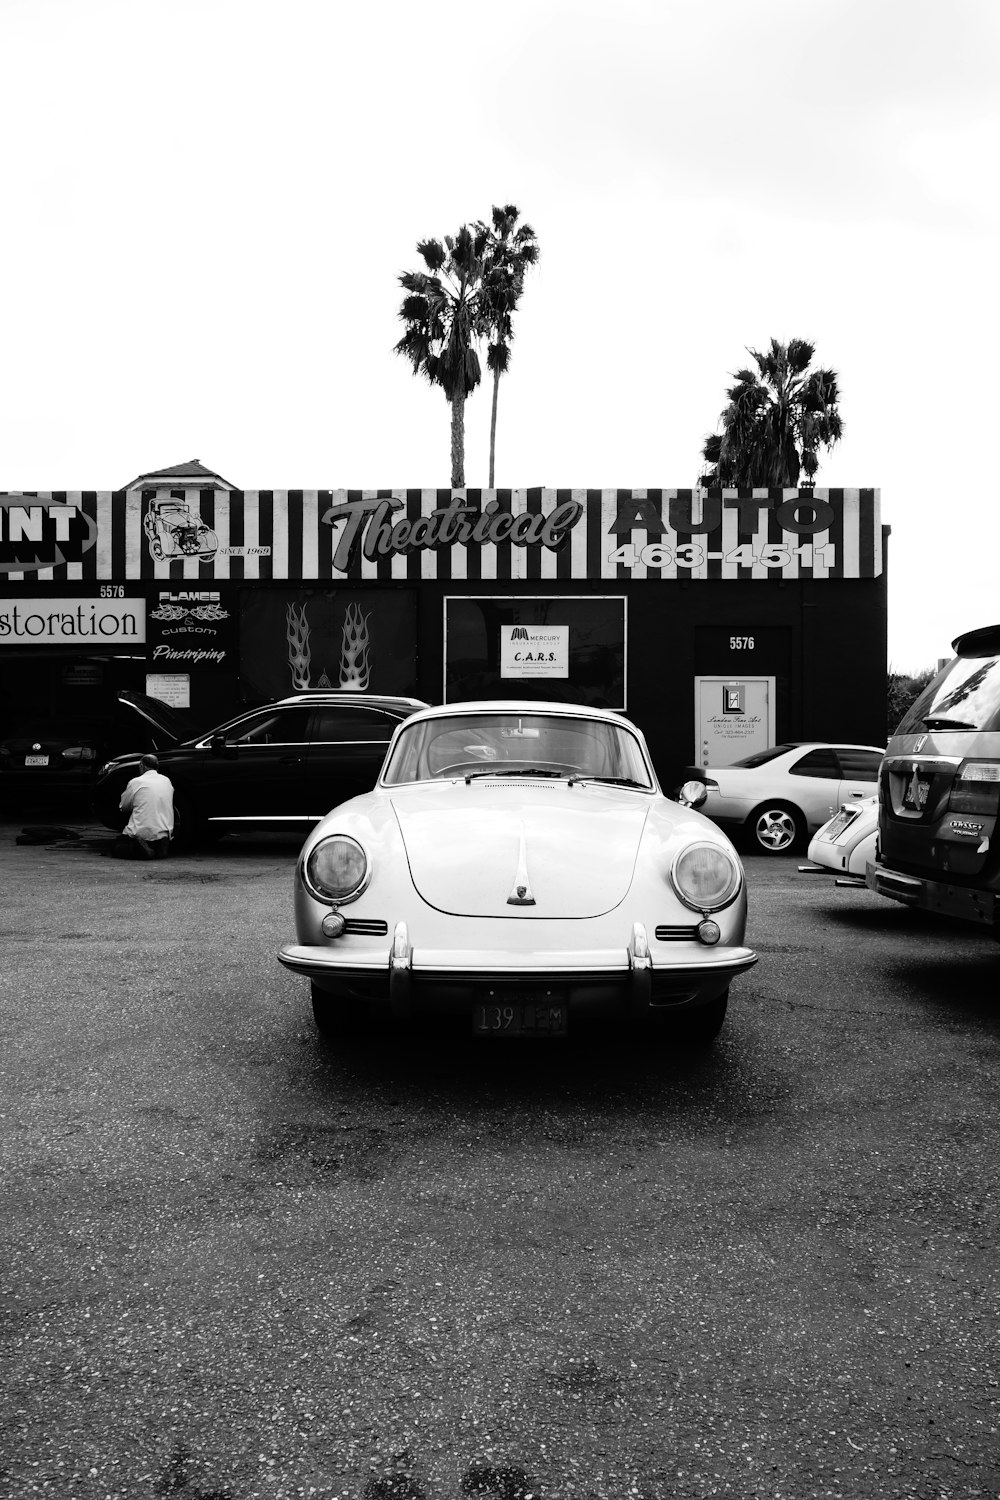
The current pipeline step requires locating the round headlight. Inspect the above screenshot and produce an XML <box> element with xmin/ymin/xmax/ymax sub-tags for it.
<box><xmin>670</xmin><ymin>842</ymin><xmax>741</xmax><ymax>913</ymax></box>
<box><xmin>304</xmin><ymin>835</ymin><xmax>370</xmax><ymax>905</ymax></box>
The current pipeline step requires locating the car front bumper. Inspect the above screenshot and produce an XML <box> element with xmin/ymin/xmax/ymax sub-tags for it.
<box><xmin>865</xmin><ymin>861</ymin><xmax>998</xmax><ymax>927</ymax></box>
<box><xmin>278</xmin><ymin>926</ymin><xmax>758</xmax><ymax>1021</ymax></box>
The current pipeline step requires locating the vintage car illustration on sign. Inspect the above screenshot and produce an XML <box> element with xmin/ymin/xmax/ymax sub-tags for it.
<box><xmin>277</xmin><ymin>701</ymin><xmax>758</xmax><ymax>1045</ymax></box>
<box><xmin>143</xmin><ymin>499</ymin><xmax>218</xmax><ymax>563</ymax></box>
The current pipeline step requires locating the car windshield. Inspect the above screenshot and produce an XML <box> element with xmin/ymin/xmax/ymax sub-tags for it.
<box><xmin>382</xmin><ymin>711</ymin><xmax>654</xmax><ymax>788</ymax></box>
<box><xmin>896</xmin><ymin>655</ymin><xmax>1000</xmax><ymax>735</ymax></box>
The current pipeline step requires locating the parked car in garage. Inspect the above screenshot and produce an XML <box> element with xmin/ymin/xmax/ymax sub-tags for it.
<box><xmin>0</xmin><ymin>694</ymin><xmax>195</xmax><ymax>797</ymax></box>
<box><xmin>92</xmin><ymin>690</ymin><xmax>427</xmax><ymax>842</ymax></box>
<box><xmin>278</xmin><ymin>699</ymin><xmax>757</xmax><ymax>1045</ymax></box>
<box><xmin>0</xmin><ymin>719</ymin><xmax>108</xmax><ymax>789</ymax></box>
<box><xmin>803</xmin><ymin>794</ymin><xmax>879</xmax><ymax>880</ymax></box>
<box><xmin>691</xmin><ymin>741</ymin><xmax>885</xmax><ymax>854</ymax></box>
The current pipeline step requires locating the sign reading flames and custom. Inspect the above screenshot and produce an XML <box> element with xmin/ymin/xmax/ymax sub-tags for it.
<box><xmin>0</xmin><ymin>490</ymin><xmax>882</xmax><ymax>581</ymax></box>
<box><xmin>147</xmin><ymin>590</ymin><xmax>235</xmax><ymax>671</ymax></box>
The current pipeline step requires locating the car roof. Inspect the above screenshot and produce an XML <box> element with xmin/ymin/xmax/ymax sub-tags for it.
<box><xmin>397</xmin><ymin>700</ymin><xmax>638</xmax><ymax>730</ymax></box>
<box><xmin>272</xmin><ymin>694</ymin><xmax>428</xmax><ymax>712</ymax></box>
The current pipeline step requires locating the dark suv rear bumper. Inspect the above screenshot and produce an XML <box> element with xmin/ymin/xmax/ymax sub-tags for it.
<box><xmin>866</xmin><ymin>861</ymin><xmax>998</xmax><ymax>927</ymax></box>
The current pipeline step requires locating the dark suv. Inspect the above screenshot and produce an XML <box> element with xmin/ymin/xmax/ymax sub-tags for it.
<box><xmin>867</xmin><ymin>623</ymin><xmax>1000</xmax><ymax>930</ymax></box>
<box><xmin>92</xmin><ymin>690</ymin><xmax>428</xmax><ymax>842</ymax></box>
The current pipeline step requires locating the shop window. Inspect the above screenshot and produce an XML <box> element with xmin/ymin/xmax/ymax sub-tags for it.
<box><xmin>445</xmin><ymin>596</ymin><xmax>626</xmax><ymax>710</ymax></box>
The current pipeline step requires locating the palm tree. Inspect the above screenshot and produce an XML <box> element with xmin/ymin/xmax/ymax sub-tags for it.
<box><xmin>699</xmin><ymin>338</ymin><xmax>843</xmax><ymax>487</ymax></box>
<box><xmin>395</xmin><ymin>225</ymin><xmax>490</xmax><ymax>488</ymax></box>
<box><xmin>478</xmin><ymin>205</ymin><xmax>539</xmax><ymax>488</ymax></box>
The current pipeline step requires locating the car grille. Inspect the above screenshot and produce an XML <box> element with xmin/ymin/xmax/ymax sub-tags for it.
<box><xmin>654</xmin><ymin>924</ymin><xmax>699</xmax><ymax>941</ymax></box>
<box><xmin>343</xmin><ymin>918</ymin><xmax>389</xmax><ymax>936</ymax></box>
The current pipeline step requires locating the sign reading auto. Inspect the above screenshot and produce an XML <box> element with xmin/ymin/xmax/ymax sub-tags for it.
<box><xmin>0</xmin><ymin>598</ymin><xmax>146</xmax><ymax>644</ymax></box>
<box><xmin>0</xmin><ymin>496</ymin><xmax>97</xmax><ymax>573</ymax></box>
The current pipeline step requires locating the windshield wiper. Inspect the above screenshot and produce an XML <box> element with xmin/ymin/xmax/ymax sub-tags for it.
<box><xmin>921</xmin><ymin>717</ymin><xmax>976</xmax><ymax>730</ymax></box>
<box><xmin>567</xmin><ymin>775</ymin><xmax>647</xmax><ymax>788</ymax></box>
<box><xmin>463</xmin><ymin>767</ymin><xmax>567</xmax><ymax>783</ymax></box>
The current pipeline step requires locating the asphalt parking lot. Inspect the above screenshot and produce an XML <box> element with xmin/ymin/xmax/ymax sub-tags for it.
<box><xmin>2</xmin><ymin>806</ymin><xmax>999</xmax><ymax>1500</ymax></box>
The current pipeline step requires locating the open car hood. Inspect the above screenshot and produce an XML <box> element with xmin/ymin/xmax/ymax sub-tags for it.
<box><xmin>116</xmin><ymin>690</ymin><xmax>197</xmax><ymax>746</ymax></box>
<box><xmin>390</xmin><ymin>781</ymin><xmax>650</xmax><ymax>918</ymax></box>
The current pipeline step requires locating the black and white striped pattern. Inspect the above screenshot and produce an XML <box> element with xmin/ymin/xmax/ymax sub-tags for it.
<box><xmin>1</xmin><ymin>488</ymin><xmax>883</xmax><ymax>583</ymax></box>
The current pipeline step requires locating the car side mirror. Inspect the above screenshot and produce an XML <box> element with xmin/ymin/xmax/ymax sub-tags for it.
<box><xmin>675</xmin><ymin>779</ymin><xmax>708</xmax><ymax>809</ymax></box>
<box><xmin>210</xmin><ymin>731</ymin><xmax>229</xmax><ymax>757</ymax></box>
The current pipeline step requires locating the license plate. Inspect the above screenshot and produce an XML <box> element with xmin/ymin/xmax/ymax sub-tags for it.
<box><xmin>903</xmin><ymin>772</ymin><xmax>930</xmax><ymax>810</ymax></box>
<box><xmin>24</xmin><ymin>755</ymin><xmax>49</xmax><ymax>767</ymax></box>
<box><xmin>473</xmin><ymin>996</ymin><xmax>568</xmax><ymax>1037</ymax></box>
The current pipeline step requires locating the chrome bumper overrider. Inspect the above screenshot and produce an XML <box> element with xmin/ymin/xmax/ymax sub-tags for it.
<box><xmin>277</xmin><ymin>918</ymin><xmax>758</xmax><ymax>1020</ymax></box>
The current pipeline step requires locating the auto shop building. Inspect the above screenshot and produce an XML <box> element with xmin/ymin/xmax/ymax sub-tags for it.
<box><xmin>0</xmin><ymin>472</ymin><xmax>887</xmax><ymax>787</ymax></box>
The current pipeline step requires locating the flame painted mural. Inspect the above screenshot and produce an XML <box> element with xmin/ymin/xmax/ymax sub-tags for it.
<box><xmin>240</xmin><ymin>588</ymin><xmax>417</xmax><ymax>701</ymax></box>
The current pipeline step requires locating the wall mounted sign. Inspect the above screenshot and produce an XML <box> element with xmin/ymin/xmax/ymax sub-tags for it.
<box><xmin>145</xmin><ymin>673</ymin><xmax>191</xmax><ymax>708</ymax></box>
<box><xmin>147</xmin><ymin>588</ymin><xmax>232</xmax><ymax>670</ymax></box>
<box><xmin>0</xmin><ymin>495</ymin><xmax>98</xmax><ymax>574</ymax></box>
<box><xmin>445</xmin><ymin>596</ymin><xmax>626</xmax><ymax>709</ymax></box>
<box><xmin>500</xmin><ymin>624</ymin><xmax>569</xmax><ymax>679</ymax></box>
<box><xmin>0</xmin><ymin>596</ymin><xmax>146</xmax><ymax>644</ymax></box>
<box><xmin>237</xmin><ymin>588</ymin><xmax>419</xmax><ymax>701</ymax></box>
<box><xmin>0</xmin><ymin>489</ymin><xmax>882</xmax><ymax>583</ymax></box>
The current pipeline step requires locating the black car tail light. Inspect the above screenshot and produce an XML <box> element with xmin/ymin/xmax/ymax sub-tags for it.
<box><xmin>949</xmin><ymin>763</ymin><xmax>1000</xmax><ymax>816</ymax></box>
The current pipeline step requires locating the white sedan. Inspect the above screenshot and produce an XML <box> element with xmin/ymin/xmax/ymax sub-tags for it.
<box><xmin>278</xmin><ymin>701</ymin><xmax>757</xmax><ymax>1046</ymax></box>
<box><xmin>695</xmin><ymin>741</ymin><xmax>884</xmax><ymax>854</ymax></box>
<box><xmin>804</xmin><ymin>795</ymin><xmax>879</xmax><ymax>879</ymax></box>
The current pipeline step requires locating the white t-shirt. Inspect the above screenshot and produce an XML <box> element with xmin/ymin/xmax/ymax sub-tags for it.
<box><xmin>119</xmin><ymin>768</ymin><xmax>175</xmax><ymax>840</ymax></box>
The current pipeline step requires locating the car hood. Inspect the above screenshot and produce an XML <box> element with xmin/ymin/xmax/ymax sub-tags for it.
<box><xmin>390</xmin><ymin>780</ymin><xmax>651</xmax><ymax>918</ymax></box>
<box><xmin>116</xmin><ymin>690</ymin><xmax>198</xmax><ymax>746</ymax></box>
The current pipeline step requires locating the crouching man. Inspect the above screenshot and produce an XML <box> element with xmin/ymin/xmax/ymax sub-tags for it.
<box><xmin>113</xmin><ymin>753</ymin><xmax>175</xmax><ymax>859</ymax></box>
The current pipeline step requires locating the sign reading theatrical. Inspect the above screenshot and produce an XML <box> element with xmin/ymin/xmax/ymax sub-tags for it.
<box><xmin>0</xmin><ymin>597</ymin><xmax>146</xmax><ymax>644</ymax></box>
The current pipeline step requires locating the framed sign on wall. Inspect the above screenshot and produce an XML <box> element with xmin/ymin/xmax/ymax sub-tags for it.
<box><xmin>444</xmin><ymin>596</ymin><xmax>626</xmax><ymax>710</ymax></box>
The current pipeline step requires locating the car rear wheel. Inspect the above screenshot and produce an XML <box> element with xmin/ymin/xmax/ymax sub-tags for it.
<box><xmin>170</xmin><ymin>789</ymin><xmax>211</xmax><ymax>849</ymax></box>
<box><xmin>748</xmin><ymin>802</ymin><xmax>805</xmax><ymax>854</ymax></box>
<box><xmin>310</xmin><ymin>983</ymin><xmax>366</xmax><ymax>1040</ymax></box>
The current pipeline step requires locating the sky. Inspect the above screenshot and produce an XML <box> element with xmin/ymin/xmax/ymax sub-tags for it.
<box><xmin>1</xmin><ymin>0</ymin><xmax>996</xmax><ymax>674</ymax></box>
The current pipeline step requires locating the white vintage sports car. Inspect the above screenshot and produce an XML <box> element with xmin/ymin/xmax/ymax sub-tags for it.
<box><xmin>277</xmin><ymin>701</ymin><xmax>757</xmax><ymax>1044</ymax></box>
<box><xmin>804</xmin><ymin>794</ymin><xmax>879</xmax><ymax>881</ymax></box>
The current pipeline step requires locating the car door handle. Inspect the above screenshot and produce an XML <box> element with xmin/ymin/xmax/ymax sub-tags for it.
<box><xmin>278</xmin><ymin>755</ymin><xmax>304</xmax><ymax>765</ymax></box>
<box><xmin>848</xmin><ymin>790</ymin><xmax>864</xmax><ymax>797</ymax></box>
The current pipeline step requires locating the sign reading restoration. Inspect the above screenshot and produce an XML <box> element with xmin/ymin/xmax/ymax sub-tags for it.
<box><xmin>0</xmin><ymin>597</ymin><xmax>146</xmax><ymax>644</ymax></box>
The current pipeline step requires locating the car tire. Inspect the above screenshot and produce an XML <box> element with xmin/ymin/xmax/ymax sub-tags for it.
<box><xmin>678</xmin><ymin>990</ymin><xmax>729</xmax><ymax>1045</ymax></box>
<box><xmin>748</xmin><ymin>802</ymin><xmax>806</xmax><ymax>855</ymax></box>
<box><xmin>170</xmin><ymin>789</ymin><xmax>208</xmax><ymax>849</ymax></box>
<box><xmin>310</xmin><ymin>983</ymin><xmax>365</xmax><ymax>1040</ymax></box>
<box><xmin>650</xmin><ymin>990</ymin><xmax>729</xmax><ymax>1047</ymax></box>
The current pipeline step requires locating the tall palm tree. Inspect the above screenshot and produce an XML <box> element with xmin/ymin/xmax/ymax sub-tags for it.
<box><xmin>699</xmin><ymin>338</ymin><xmax>843</xmax><ymax>487</ymax></box>
<box><xmin>478</xmin><ymin>205</ymin><xmax>539</xmax><ymax>488</ymax></box>
<box><xmin>395</xmin><ymin>225</ymin><xmax>490</xmax><ymax>488</ymax></box>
